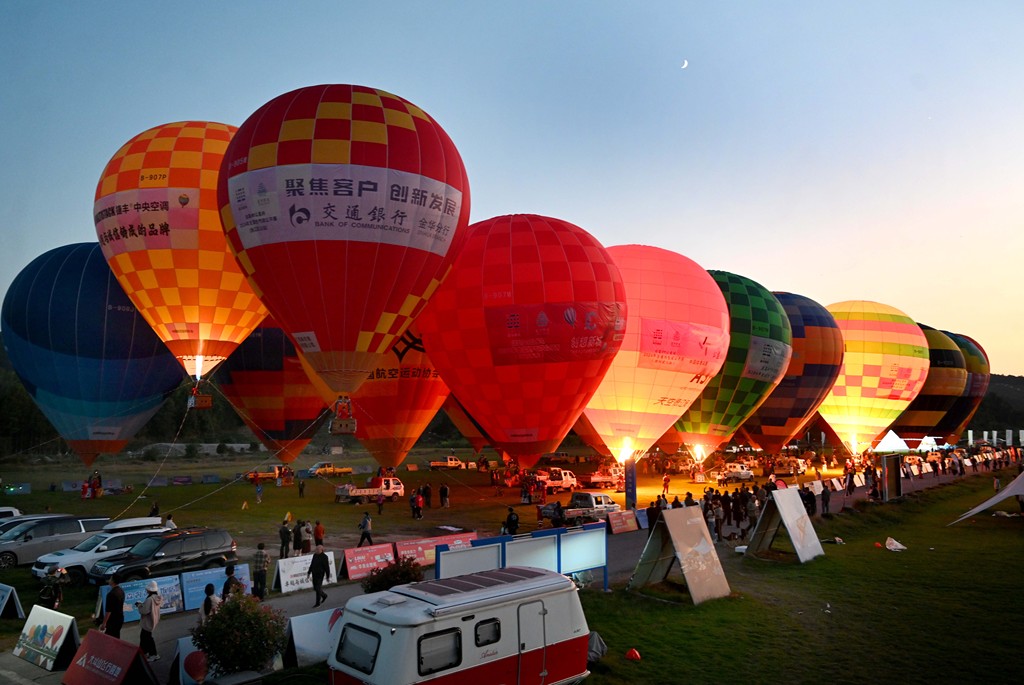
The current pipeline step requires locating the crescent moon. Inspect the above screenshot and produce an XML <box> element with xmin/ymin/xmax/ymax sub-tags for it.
<box><xmin>681</xmin><ymin>60</ymin><xmax>688</xmax><ymax>69</ymax></box>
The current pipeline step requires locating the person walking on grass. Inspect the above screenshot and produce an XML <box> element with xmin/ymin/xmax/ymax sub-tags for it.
<box><xmin>357</xmin><ymin>512</ymin><xmax>374</xmax><ymax>547</ymax></box>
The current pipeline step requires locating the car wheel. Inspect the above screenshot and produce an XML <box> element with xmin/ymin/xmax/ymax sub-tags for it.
<box><xmin>203</xmin><ymin>560</ymin><xmax>224</xmax><ymax>570</ymax></box>
<box><xmin>573</xmin><ymin>517</ymin><xmax>584</xmax><ymax>526</ymax></box>
<box><xmin>67</xmin><ymin>567</ymin><xmax>86</xmax><ymax>586</ymax></box>
<box><xmin>391</xmin><ymin>493</ymin><xmax>400</xmax><ymax>502</ymax></box>
<box><xmin>358</xmin><ymin>495</ymin><xmax>368</xmax><ymax>504</ymax></box>
<box><xmin>125</xmin><ymin>574</ymin><xmax>142</xmax><ymax>582</ymax></box>
<box><xmin>0</xmin><ymin>552</ymin><xmax>15</xmax><ymax>569</ymax></box>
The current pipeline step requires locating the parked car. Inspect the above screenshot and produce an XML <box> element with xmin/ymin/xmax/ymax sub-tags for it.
<box><xmin>709</xmin><ymin>463</ymin><xmax>755</xmax><ymax>483</ymax></box>
<box><xmin>0</xmin><ymin>515</ymin><xmax>110</xmax><ymax>568</ymax></box>
<box><xmin>88</xmin><ymin>527</ymin><xmax>237</xmax><ymax>584</ymax></box>
<box><xmin>32</xmin><ymin>517</ymin><xmax>166</xmax><ymax>585</ymax></box>
<box><xmin>308</xmin><ymin>461</ymin><xmax>354</xmax><ymax>477</ymax></box>
<box><xmin>0</xmin><ymin>514</ymin><xmax>53</xmax><ymax>536</ymax></box>
<box><xmin>0</xmin><ymin>507</ymin><xmax>23</xmax><ymax>520</ymax></box>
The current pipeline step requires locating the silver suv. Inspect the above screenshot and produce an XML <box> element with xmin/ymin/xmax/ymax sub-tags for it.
<box><xmin>32</xmin><ymin>517</ymin><xmax>167</xmax><ymax>584</ymax></box>
<box><xmin>0</xmin><ymin>515</ymin><xmax>109</xmax><ymax>568</ymax></box>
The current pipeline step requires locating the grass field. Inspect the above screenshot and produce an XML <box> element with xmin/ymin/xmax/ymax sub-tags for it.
<box><xmin>0</xmin><ymin>450</ymin><xmax>1021</xmax><ymax>683</ymax></box>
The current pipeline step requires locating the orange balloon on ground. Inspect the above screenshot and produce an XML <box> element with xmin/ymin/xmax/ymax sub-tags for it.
<box><xmin>581</xmin><ymin>245</ymin><xmax>730</xmax><ymax>463</ymax></box>
<box><xmin>94</xmin><ymin>121</ymin><xmax>268</xmax><ymax>379</ymax></box>
<box><xmin>418</xmin><ymin>214</ymin><xmax>627</xmax><ymax>469</ymax></box>
<box><xmin>351</xmin><ymin>326</ymin><xmax>451</xmax><ymax>469</ymax></box>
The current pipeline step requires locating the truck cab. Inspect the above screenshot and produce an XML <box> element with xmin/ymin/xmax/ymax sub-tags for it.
<box><xmin>429</xmin><ymin>455</ymin><xmax>466</xmax><ymax>470</ymax></box>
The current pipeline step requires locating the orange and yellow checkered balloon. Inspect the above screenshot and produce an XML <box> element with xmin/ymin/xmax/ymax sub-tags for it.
<box><xmin>817</xmin><ymin>300</ymin><xmax>930</xmax><ymax>454</ymax></box>
<box><xmin>94</xmin><ymin>121</ymin><xmax>268</xmax><ymax>378</ymax></box>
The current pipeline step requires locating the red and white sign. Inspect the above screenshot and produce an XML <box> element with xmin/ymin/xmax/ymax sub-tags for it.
<box><xmin>394</xmin><ymin>532</ymin><xmax>479</xmax><ymax>566</ymax></box>
<box><xmin>607</xmin><ymin>509</ymin><xmax>639</xmax><ymax>534</ymax></box>
<box><xmin>343</xmin><ymin>543</ymin><xmax>396</xmax><ymax>580</ymax></box>
<box><xmin>64</xmin><ymin>629</ymin><xmax>155</xmax><ymax>684</ymax></box>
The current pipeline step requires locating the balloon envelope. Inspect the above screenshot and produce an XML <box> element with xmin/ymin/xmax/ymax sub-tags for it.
<box><xmin>671</xmin><ymin>271</ymin><xmax>792</xmax><ymax>457</ymax></box>
<box><xmin>351</xmin><ymin>326</ymin><xmax>451</xmax><ymax>468</ymax></box>
<box><xmin>418</xmin><ymin>214</ymin><xmax>627</xmax><ymax>468</ymax></box>
<box><xmin>213</xmin><ymin>318</ymin><xmax>330</xmax><ymax>463</ymax></box>
<box><xmin>737</xmin><ymin>292</ymin><xmax>843</xmax><ymax>454</ymax></box>
<box><xmin>581</xmin><ymin>245</ymin><xmax>730</xmax><ymax>462</ymax></box>
<box><xmin>1</xmin><ymin>243</ymin><xmax>184</xmax><ymax>466</ymax></box>
<box><xmin>442</xmin><ymin>395</ymin><xmax>491</xmax><ymax>455</ymax></box>
<box><xmin>218</xmin><ymin>84</ymin><xmax>471</xmax><ymax>395</ymax></box>
<box><xmin>816</xmin><ymin>300</ymin><xmax>930</xmax><ymax>454</ymax></box>
<box><xmin>932</xmin><ymin>331</ymin><xmax>990</xmax><ymax>445</ymax></box>
<box><xmin>886</xmin><ymin>324</ymin><xmax>967</xmax><ymax>448</ymax></box>
<box><xmin>94</xmin><ymin>121</ymin><xmax>268</xmax><ymax>379</ymax></box>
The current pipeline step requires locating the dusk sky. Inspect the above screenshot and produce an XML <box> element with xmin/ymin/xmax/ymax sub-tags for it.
<box><xmin>2</xmin><ymin>2</ymin><xmax>1021</xmax><ymax>375</ymax></box>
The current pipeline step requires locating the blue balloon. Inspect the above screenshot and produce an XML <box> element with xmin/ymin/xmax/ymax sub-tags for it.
<box><xmin>1</xmin><ymin>243</ymin><xmax>184</xmax><ymax>465</ymax></box>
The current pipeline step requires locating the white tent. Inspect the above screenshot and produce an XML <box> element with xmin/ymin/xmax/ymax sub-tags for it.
<box><xmin>873</xmin><ymin>430</ymin><xmax>911</xmax><ymax>453</ymax></box>
<box><xmin>949</xmin><ymin>470</ymin><xmax>1024</xmax><ymax>525</ymax></box>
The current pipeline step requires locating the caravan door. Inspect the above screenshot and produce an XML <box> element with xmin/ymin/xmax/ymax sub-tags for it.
<box><xmin>517</xmin><ymin>600</ymin><xmax>548</xmax><ymax>685</ymax></box>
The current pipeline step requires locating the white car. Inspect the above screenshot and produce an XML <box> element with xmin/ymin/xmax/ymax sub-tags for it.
<box><xmin>31</xmin><ymin>517</ymin><xmax>166</xmax><ymax>585</ymax></box>
<box><xmin>709</xmin><ymin>463</ymin><xmax>755</xmax><ymax>483</ymax></box>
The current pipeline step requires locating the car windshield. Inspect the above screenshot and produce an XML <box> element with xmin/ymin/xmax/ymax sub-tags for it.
<box><xmin>72</xmin><ymin>533</ymin><xmax>109</xmax><ymax>552</ymax></box>
<box><xmin>0</xmin><ymin>522</ymin><xmax>37</xmax><ymax>541</ymax></box>
<box><xmin>127</xmin><ymin>536</ymin><xmax>164</xmax><ymax>556</ymax></box>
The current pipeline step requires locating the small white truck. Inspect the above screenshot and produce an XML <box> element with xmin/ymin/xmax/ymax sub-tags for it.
<box><xmin>429</xmin><ymin>455</ymin><xmax>466</xmax><ymax>470</ymax></box>
<box><xmin>535</xmin><ymin>467</ymin><xmax>578</xmax><ymax>493</ymax></box>
<box><xmin>334</xmin><ymin>477</ymin><xmax>405</xmax><ymax>504</ymax></box>
<box><xmin>578</xmin><ymin>466</ymin><xmax>624</xmax><ymax>489</ymax></box>
<box><xmin>540</xmin><ymin>491</ymin><xmax>621</xmax><ymax>526</ymax></box>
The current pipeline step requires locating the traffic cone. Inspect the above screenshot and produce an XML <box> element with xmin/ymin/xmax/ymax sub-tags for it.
<box><xmin>242</xmin><ymin>501</ymin><xmax>248</xmax><ymax>510</ymax></box>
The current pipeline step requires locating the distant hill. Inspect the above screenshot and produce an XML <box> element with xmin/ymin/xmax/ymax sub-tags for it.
<box><xmin>970</xmin><ymin>374</ymin><xmax>1024</xmax><ymax>432</ymax></box>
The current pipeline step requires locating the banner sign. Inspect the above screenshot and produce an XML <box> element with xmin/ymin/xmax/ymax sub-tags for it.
<box><xmin>283</xmin><ymin>607</ymin><xmax>346</xmax><ymax>668</ymax></box>
<box><xmin>607</xmin><ymin>509</ymin><xmax>639</xmax><ymax>534</ymax></box>
<box><xmin>13</xmin><ymin>605</ymin><xmax>80</xmax><ymax>671</ymax></box>
<box><xmin>342</xmin><ymin>543</ymin><xmax>396</xmax><ymax>580</ymax></box>
<box><xmin>180</xmin><ymin>564</ymin><xmax>252</xmax><ymax>610</ymax></box>
<box><xmin>394</xmin><ymin>532</ymin><xmax>478</xmax><ymax>566</ymax></box>
<box><xmin>64</xmin><ymin>629</ymin><xmax>156</xmax><ymax>685</ymax></box>
<box><xmin>0</xmin><ymin>582</ymin><xmax>25</xmax><ymax>619</ymax></box>
<box><xmin>272</xmin><ymin>552</ymin><xmax>338</xmax><ymax>594</ymax></box>
<box><xmin>97</xmin><ymin>575</ymin><xmax>183</xmax><ymax>623</ymax></box>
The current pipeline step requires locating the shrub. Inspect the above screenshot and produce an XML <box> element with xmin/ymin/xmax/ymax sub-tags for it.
<box><xmin>360</xmin><ymin>556</ymin><xmax>424</xmax><ymax>594</ymax></box>
<box><xmin>191</xmin><ymin>594</ymin><xmax>287</xmax><ymax>675</ymax></box>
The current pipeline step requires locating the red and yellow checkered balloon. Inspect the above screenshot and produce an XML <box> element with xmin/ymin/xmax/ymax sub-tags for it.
<box><xmin>94</xmin><ymin>121</ymin><xmax>268</xmax><ymax>378</ymax></box>
<box><xmin>218</xmin><ymin>85</ymin><xmax>471</xmax><ymax>396</ymax></box>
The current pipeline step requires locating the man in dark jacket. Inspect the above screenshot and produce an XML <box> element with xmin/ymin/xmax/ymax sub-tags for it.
<box><xmin>278</xmin><ymin>520</ymin><xmax>291</xmax><ymax>559</ymax></box>
<box><xmin>306</xmin><ymin>544</ymin><xmax>331</xmax><ymax>607</ymax></box>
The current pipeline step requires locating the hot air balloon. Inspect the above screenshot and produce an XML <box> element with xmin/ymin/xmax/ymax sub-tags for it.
<box><xmin>670</xmin><ymin>272</ymin><xmax>792</xmax><ymax>460</ymax></box>
<box><xmin>932</xmin><ymin>332</ymin><xmax>990</xmax><ymax>445</ymax></box>
<box><xmin>886</xmin><ymin>324</ymin><xmax>967</xmax><ymax>449</ymax></box>
<box><xmin>737</xmin><ymin>292</ymin><xmax>844</xmax><ymax>455</ymax></box>
<box><xmin>94</xmin><ymin>121</ymin><xmax>268</xmax><ymax>380</ymax></box>
<box><xmin>580</xmin><ymin>245</ymin><xmax>730</xmax><ymax>462</ymax></box>
<box><xmin>1</xmin><ymin>243</ymin><xmax>184</xmax><ymax>466</ymax></box>
<box><xmin>213</xmin><ymin>318</ymin><xmax>330</xmax><ymax>463</ymax></box>
<box><xmin>815</xmin><ymin>300</ymin><xmax>930</xmax><ymax>455</ymax></box>
<box><xmin>417</xmin><ymin>214</ymin><xmax>627</xmax><ymax>469</ymax></box>
<box><xmin>218</xmin><ymin>84</ymin><xmax>471</xmax><ymax>402</ymax></box>
<box><xmin>350</xmin><ymin>326</ymin><xmax>451</xmax><ymax>469</ymax></box>
<box><xmin>572</xmin><ymin>414</ymin><xmax>613</xmax><ymax>458</ymax></box>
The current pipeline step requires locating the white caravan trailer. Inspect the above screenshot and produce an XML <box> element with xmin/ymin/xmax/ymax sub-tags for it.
<box><xmin>328</xmin><ymin>566</ymin><xmax>591</xmax><ymax>685</ymax></box>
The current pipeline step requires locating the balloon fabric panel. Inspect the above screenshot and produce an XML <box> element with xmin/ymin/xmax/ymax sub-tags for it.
<box><xmin>214</xmin><ymin>320</ymin><xmax>330</xmax><ymax>463</ymax></box>
<box><xmin>672</xmin><ymin>271</ymin><xmax>793</xmax><ymax>456</ymax></box>
<box><xmin>94</xmin><ymin>121</ymin><xmax>268</xmax><ymax>379</ymax></box>
<box><xmin>931</xmin><ymin>331</ymin><xmax>990</xmax><ymax>445</ymax></box>
<box><xmin>351</xmin><ymin>326</ymin><xmax>450</xmax><ymax>468</ymax></box>
<box><xmin>1</xmin><ymin>243</ymin><xmax>183</xmax><ymax>466</ymax></box>
<box><xmin>887</xmin><ymin>325</ymin><xmax>967</xmax><ymax>445</ymax></box>
<box><xmin>736</xmin><ymin>292</ymin><xmax>843</xmax><ymax>454</ymax></box>
<box><xmin>218</xmin><ymin>85</ymin><xmax>471</xmax><ymax>395</ymax></box>
<box><xmin>417</xmin><ymin>214</ymin><xmax>626</xmax><ymax>468</ymax></box>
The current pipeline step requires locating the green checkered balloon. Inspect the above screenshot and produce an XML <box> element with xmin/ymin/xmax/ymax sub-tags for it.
<box><xmin>669</xmin><ymin>271</ymin><xmax>792</xmax><ymax>457</ymax></box>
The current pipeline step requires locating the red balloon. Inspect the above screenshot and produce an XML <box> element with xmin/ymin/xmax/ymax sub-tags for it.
<box><xmin>442</xmin><ymin>395</ymin><xmax>491</xmax><ymax>455</ymax></box>
<box><xmin>184</xmin><ymin>650</ymin><xmax>209</xmax><ymax>681</ymax></box>
<box><xmin>418</xmin><ymin>215</ymin><xmax>626</xmax><ymax>468</ymax></box>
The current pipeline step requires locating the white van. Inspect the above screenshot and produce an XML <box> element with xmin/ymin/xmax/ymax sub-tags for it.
<box><xmin>328</xmin><ymin>566</ymin><xmax>591</xmax><ymax>685</ymax></box>
<box><xmin>31</xmin><ymin>517</ymin><xmax>166</xmax><ymax>584</ymax></box>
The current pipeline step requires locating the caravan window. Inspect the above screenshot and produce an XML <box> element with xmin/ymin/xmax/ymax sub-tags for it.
<box><xmin>418</xmin><ymin>628</ymin><xmax>461</xmax><ymax>676</ymax></box>
<box><xmin>475</xmin><ymin>618</ymin><xmax>501</xmax><ymax>647</ymax></box>
<box><xmin>337</xmin><ymin>624</ymin><xmax>379</xmax><ymax>675</ymax></box>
